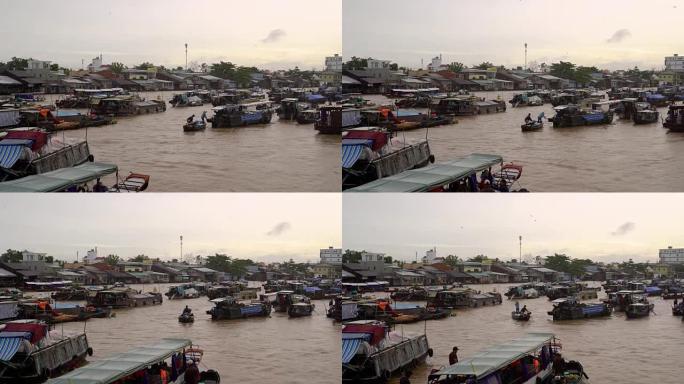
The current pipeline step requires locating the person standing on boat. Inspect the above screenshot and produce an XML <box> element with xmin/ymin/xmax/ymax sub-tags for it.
<box><xmin>186</xmin><ymin>114</ymin><xmax>195</xmax><ymax>124</ymax></box>
<box><xmin>449</xmin><ymin>346</ymin><xmax>459</xmax><ymax>365</ymax></box>
<box><xmin>524</xmin><ymin>113</ymin><xmax>533</xmax><ymax>123</ymax></box>
<box><xmin>521</xmin><ymin>305</ymin><xmax>529</xmax><ymax>315</ymax></box>
<box><xmin>537</xmin><ymin>111</ymin><xmax>545</xmax><ymax>123</ymax></box>
<box><xmin>515</xmin><ymin>301</ymin><xmax>520</xmax><ymax>313</ymax></box>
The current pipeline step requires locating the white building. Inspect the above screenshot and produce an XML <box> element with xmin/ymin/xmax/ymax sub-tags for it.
<box><xmin>422</xmin><ymin>247</ymin><xmax>437</xmax><ymax>264</ymax></box>
<box><xmin>320</xmin><ymin>246</ymin><xmax>342</xmax><ymax>265</ymax></box>
<box><xmin>88</xmin><ymin>54</ymin><xmax>105</xmax><ymax>72</ymax></box>
<box><xmin>361</xmin><ymin>251</ymin><xmax>385</xmax><ymax>263</ymax></box>
<box><xmin>665</xmin><ymin>54</ymin><xmax>684</xmax><ymax>71</ymax></box>
<box><xmin>84</xmin><ymin>248</ymin><xmax>100</xmax><ymax>264</ymax></box>
<box><xmin>428</xmin><ymin>55</ymin><xmax>444</xmax><ymax>72</ymax></box>
<box><xmin>659</xmin><ymin>246</ymin><xmax>684</xmax><ymax>264</ymax></box>
<box><xmin>325</xmin><ymin>54</ymin><xmax>342</xmax><ymax>71</ymax></box>
<box><xmin>21</xmin><ymin>250</ymin><xmax>46</xmax><ymax>262</ymax></box>
<box><xmin>367</xmin><ymin>59</ymin><xmax>390</xmax><ymax>70</ymax></box>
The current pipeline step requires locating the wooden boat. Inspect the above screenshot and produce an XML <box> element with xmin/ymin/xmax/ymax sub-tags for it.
<box><xmin>165</xmin><ymin>283</ymin><xmax>204</xmax><ymax>299</ymax></box>
<box><xmin>49</xmin><ymin>338</ymin><xmax>220</xmax><ymax>384</ymax></box>
<box><xmin>51</xmin><ymin>286</ymin><xmax>89</xmax><ymax>301</ymax></box>
<box><xmin>548</xmin><ymin>298</ymin><xmax>611</xmax><ymax>320</ymax></box>
<box><xmin>0</xmin><ymin>321</ymin><xmax>92</xmax><ymax>384</ymax></box>
<box><xmin>625</xmin><ymin>302</ymin><xmax>653</xmax><ymax>318</ymax></box>
<box><xmin>633</xmin><ymin>108</ymin><xmax>659</xmax><ymax>125</ymax></box>
<box><xmin>521</xmin><ymin>121</ymin><xmax>543</xmax><ymax>131</ymax></box>
<box><xmin>674</xmin><ymin>304</ymin><xmax>684</xmax><ymax>316</ymax></box>
<box><xmin>207</xmin><ymin>297</ymin><xmax>271</xmax><ymax>320</ymax></box>
<box><xmin>663</xmin><ymin>105</ymin><xmax>684</xmax><ymax>131</ymax></box>
<box><xmin>115</xmin><ymin>172</ymin><xmax>150</xmax><ymax>192</ymax></box>
<box><xmin>296</xmin><ymin>109</ymin><xmax>319</xmax><ymax>124</ymax></box>
<box><xmin>315</xmin><ymin>106</ymin><xmax>361</xmax><ymax>134</ymax></box>
<box><xmin>342</xmin><ymin>320</ymin><xmax>431</xmax><ymax>384</ymax></box>
<box><xmin>208</xmin><ymin>103</ymin><xmax>273</xmax><ymax>128</ymax></box>
<box><xmin>554</xmin><ymin>360</ymin><xmax>590</xmax><ymax>384</ymax></box>
<box><xmin>551</xmin><ymin>105</ymin><xmax>614</xmax><ymax>128</ymax></box>
<box><xmin>428</xmin><ymin>333</ymin><xmax>584</xmax><ymax>384</ymax></box>
<box><xmin>90</xmin><ymin>96</ymin><xmax>166</xmax><ymax>116</ymax></box>
<box><xmin>170</xmin><ymin>93</ymin><xmax>203</xmax><ymax>107</ymax></box>
<box><xmin>429</xmin><ymin>288</ymin><xmax>502</xmax><ymax>309</ymax></box>
<box><xmin>87</xmin><ymin>288</ymin><xmax>162</xmax><ymax>308</ymax></box>
<box><xmin>287</xmin><ymin>302</ymin><xmax>314</xmax><ymax>317</ymax></box>
<box><xmin>183</xmin><ymin>120</ymin><xmax>206</xmax><ymax>132</ymax></box>
<box><xmin>178</xmin><ymin>312</ymin><xmax>195</xmax><ymax>323</ymax></box>
<box><xmin>391</xmin><ymin>120</ymin><xmax>422</xmax><ymax>131</ymax></box>
<box><xmin>512</xmin><ymin>310</ymin><xmax>531</xmax><ymax>321</ymax></box>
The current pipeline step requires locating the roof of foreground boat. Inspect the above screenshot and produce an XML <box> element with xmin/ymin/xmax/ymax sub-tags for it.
<box><xmin>48</xmin><ymin>338</ymin><xmax>192</xmax><ymax>384</ymax></box>
<box><xmin>432</xmin><ymin>333</ymin><xmax>555</xmax><ymax>378</ymax></box>
<box><xmin>346</xmin><ymin>154</ymin><xmax>503</xmax><ymax>192</ymax></box>
<box><xmin>0</xmin><ymin>162</ymin><xmax>118</xmax><ymax>192</ymax></box>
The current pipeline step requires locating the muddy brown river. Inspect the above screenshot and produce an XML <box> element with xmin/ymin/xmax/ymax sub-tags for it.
<box><xmin>42</xmin><ymin>92</ymin><xmax>340</xmax><ymax>192</ymax></box>
<box><xmin>364</xmin><ymin>92</ymin><xmax>683</xmax><ymax>192</ymax></box>
<box><xmin>375</xmin><ymin>283</ymin><xmax>681</xmax><ymax>384</ymax></box>
<box><xmin>48</xmin><ymin>283</ymin><xmax>339</xmax><ymax>384</ymax></box>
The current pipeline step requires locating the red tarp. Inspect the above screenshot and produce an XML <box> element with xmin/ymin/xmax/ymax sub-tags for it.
<box><xmin>344</xmin><ymin>130</ymin><xmax>388</xmax><ymax>151</ymax></box>
<box><xmin>342</xmin><ymin>324</ymin><xmax>386</xmax><ymax>346</ymax></box>
<box><xmin>2</xmin><ymin>323</ymin><xmax>47</xmax><ymax>343</ymax></box>
<box><xmin>3</xmin><ymin>130</ymin><xmax>48</xmax><ymax>151</ymax></box>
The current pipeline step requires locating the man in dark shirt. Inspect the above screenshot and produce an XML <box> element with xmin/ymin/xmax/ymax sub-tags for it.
<box><xmin>449</xmin><ymin>346</ymin><xmax>459</xmax><ymax>365</ymax></box>
<box><xmin>184</xmin><ymin>360</ymin><xmax>200</xmax><ymax>384</ymax></box>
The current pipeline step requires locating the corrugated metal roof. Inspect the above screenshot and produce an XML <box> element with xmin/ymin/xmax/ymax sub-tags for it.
<box><xmin>0</xmin><ymin>268</ymin><xmax>16</xmax><ymax>277</ymax></box>
<box><xmin>0</xmin><ymin>76</ymin><xmax>21</xmax><ymax>85</ymax></box>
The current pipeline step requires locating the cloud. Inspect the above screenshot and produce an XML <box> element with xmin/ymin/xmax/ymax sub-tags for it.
<box><xmin>606</xmin><ymin>29</ymin><xmax>631</xmax><ymax>43</ymax></box>
<box><xmin>611</xmin><ymin>222</ymin><xmax>635</xmax><ymax>236</ymax></box>
<box><xmin>260</xmin><ymin>29</ymin><xmax>286</xmax><ymax>44</ymax></box>
<box><xmin>266</xmin><ymin>221</ymin><xmax>291</xmax><ymax>236</ymax></box>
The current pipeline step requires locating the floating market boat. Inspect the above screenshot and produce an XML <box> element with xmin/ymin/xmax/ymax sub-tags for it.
<box><xmin>346</xmin><ymin>153</ymin><xmax>524</xmax><ymax>193</ymax></box>
<box><xmin>170</xmin><ymin>92</ymin><xmax>203</xmax><ymax>107</ymax></box>
<box><xmin>428</xmin><ymin>333</ymin><xmax>589</xmax><ymax>384</ymax></box>
<box><xmin>208</xmin><ymin>103</ymin><xmax>273</xmax><ymax>128</ymax></box>
<box><xmin>296</xmin><ymin>109</ymin><xmax>319</xmax><ymax>124</ymax></box>
<box><xmin>274</xmin><ymin>291</ymin><xmax>311</xmax><ymax>312</ymax></box>
<box><xmin>0</xmin><ymin>320</ymin><xmax>92</xmax><ymax>384</ymax></box>
<box><xmin>511</xmin><ymin>310</ymin><xmax>531</xmax><ymax>321</ymax></box>
<box><xmin>287</xmin><ymin>302</ymin><xmax>315</xmax><ymax>317</ymax></box>
<box><xmin>165</xmin><ymin>283</ymin><xmax>206</xmax><ymax>300</ymax></box>
<box><xmin>342</xmin><ymin>320</ymin><xmax>431</xmax><ymax>384</ymax></box>
<box><xmin>87</xmin><ymin>288</ymin><xmax>162</xmax><ymax>308</ymax></box>
<box><xmin>56</xmin><ymin>88</ymin><xmax>125</xmax><ymax>109</ymax></box>
<box><xmin>521</xmin><ymin>121</ymin><xmax>543</xmax><ymax>131</ymax></box>
<box><xmin>548</xmin><ymin>297</ymin><xmax>611</xmax><ymax>320</ymax></box>
<box><xmin>663</xmin><ymin>105</ymin><xmax>684</xmax><ymax>132</ymax></box>
<box><xmin>550</xmin><ymin>105</ymin><xmax>614</xmax><ymax>128</ymax></box>
<box><xmin>89</xmin><ymin>95</ymin><xmax>166</xmax><ymax>116</ymax></box>
<box><xmin>51</xmin><ymin>286</ymin><xmax>89</xmax><ymax>301</ymax></box>
<box><xmin>207</xmin><ymin>297</ymin><xmax>271</xmax><ymax>320</ymax></box>
<box><xmin>48</xmin><ymin>338</ymin><xmax>220</xmax><ymax>384</ymax></box>
<box><xmin>429</xmin><ymin>288</ymin><xmax>502</xmax><ymax>309</ymax></box>
<box><xmin>625</xmin><ymin>302</ymin><xmax>653</xmax><ymax>319</ymax></box>
<box><xmin>341</xmin><ymin>127</ymin><xmax>433</xmax><ymax>190</ymax></box>
<box><xmin>633</xmin><ymin>103</ymin><xmax>659</xmax><ymax>124</ymax></box>
<box><xmin>277</xmin><ymin>98</ymin><xmax>308</xmax><ymax>120</ymax></box>
<box><xmin>178</xmin><ymin>312</ymin><xmax>195</xmax><ymax>323</ymax></box>
<box><xmin>504</xmin><ymin>284</ymin><xmax>543</xmax><ymax>299</ymax></box>
<box><xmin>510</xmin><ymin>93</ymin><xmax>544</xmax><ymax>107</ymax></box>
<box><xmin>315</xmin><ymin>106</ymin><xmax>361</xmax><ymax>134</ymax></box>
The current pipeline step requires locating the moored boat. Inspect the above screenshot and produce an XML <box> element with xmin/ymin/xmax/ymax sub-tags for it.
<box><xmin>633</xmin><ymin>105</ymin><xmax>659</xmax><ymax>124</ymax></box>
<box><xmin>207</xmin><ymin>297</ymin><xmax>271</xmax><ymax>320</ymax></box>
<box><xmin>625</xmin><ymin>302</ymin><xmax>653</xmax><ymax>319</ymax></box>
<box><xmin>287</xmin><ymin>302</ymin><xmax>315</xmax><ymax>317</ymax></box>
<box><xmin>315</xmin><ymin>106</ymin><xmax>361</xmax><ymax>134</ymax></box>
<box><xmin>548</xmin><ymin>297</ymin><xmax>611</xmax><ymax>320</ymax></box>
<box><xmin>87</xmin><ymin>287</ymin><xmax>162</xmax><ymax>308</ymax></box>
<box><xmin>521</xmin><ymin>121</ymin><xmax>543</xmax><ymax>131</ymax></box>
<box><xmin>342</xmin><ymin>320</ymin><xmax>431</xmax><ymax>384</ymax></box>
<box><xmin>663</xmin><ymin>105</ymin><xmax>684</xmax><ymax>131</ymax></box>
<box><xmin>551</xmin><ymin>105</ymin><xmax>614</xmax><ymax>128</ymax></box>
<box><xmin>208</xmin><ymin>103</ymin><xmax>273</xmax><ymax>128</ymax></box>
<box><xmin>512</xmin><ymin>310</ymin><xmax>531</xmax><ymax>321</ymax></box>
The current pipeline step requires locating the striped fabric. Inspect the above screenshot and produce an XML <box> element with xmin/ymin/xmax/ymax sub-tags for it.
<box><xmin>341</xmin><ymin>338</ymin><xmax>364</xmax><ymax>364</ymax></box>
<box><xmin>0</xmin><ymin>144</ymin><xmax>24</xmax><ymax>168</ymax></box>
<box><xmin>0</xmin><ymin>336</ymin><xmax>22</xmax><ymax>361</ymax></box>
<box><xmin>341</xmin><ymin>144</ymin><xmax>365</xmax><ymax>169</ymax></box>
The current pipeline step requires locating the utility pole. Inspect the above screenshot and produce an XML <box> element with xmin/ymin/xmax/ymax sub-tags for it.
<box><xmin>180</xmin><ymin>235</ymin><xmax>183</xmax><ymax>261</ymax></box>
<box><xmin>185</xmin><ymin>43</ymin><xmax>188</xmax><ymax>71</ymax></box>
<box><xmin>524</xmin><ymin>43</ymin><xmax>528</xmax><ymax>70</ymax></box>
<box><xmin>519</xmin><ymin>235</ymin><xmax>522</xmax><ymax>263</ymax></box>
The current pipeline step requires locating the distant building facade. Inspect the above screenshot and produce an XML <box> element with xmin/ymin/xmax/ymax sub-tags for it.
<box><xmin>320</xmin><ymin>247</ymin><xmax>342</xmax><ymax>265</ymax></box>
<box><xmin>325</xmin><ymin>54</ymin><xmax>343</xmax><ymax>71</ymax></box>
<box><xmin>659</xmin><ymin>246</ymin><xmax>684</xmax><ymax>264</ymax></box>
<box><xmin>665</xmin><ymin>54</ymin><xmax>684</xmax><ymax>71</ymax></box>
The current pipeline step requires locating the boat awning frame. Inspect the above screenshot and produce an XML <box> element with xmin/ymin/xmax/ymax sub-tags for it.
<box><xmin>0</xmin><ymin>162</ymin><xmax>118</xmax><ymax>192</ymax></box>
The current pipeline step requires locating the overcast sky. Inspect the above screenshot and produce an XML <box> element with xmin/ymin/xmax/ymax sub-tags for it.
<box><xmin>343</xmin><ymin>194</ymin><xmax>680</xmax><ymax>263</ymax></box>
<box><xmin>343</xmin><ymin>0</ymin><xmax>683</xmax><ymax>70</ymax></box>
<box><xmin>1</xmin><ymin>0</ymin><xmax>340</xmax><ymax>70</ymax></box>
<box><xmin>0</xmin><ymin>194</ymin><xmax>340</xmax><ymax>263</ymax></box>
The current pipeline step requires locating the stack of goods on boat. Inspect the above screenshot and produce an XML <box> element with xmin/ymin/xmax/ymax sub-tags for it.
<box><xmin>207</xmin><ymin>296</ymin><xmax>271</xmax><ymax>320</ymax></box>
<box><xmin>0</xmin><ymin>320</ymin><xmax>92</xmax><ymax>383</ymax></box>
<box><xmin>509</xmin><ymin>92</ymin><xmax>545</xmax><ymax>107</ymax></box>
<box><xmin>548</xmin><ymin>297</ymin><xmax>611</xmax><ymax>320</ymax></box>
<box><xmin>87</xmin><ymin>286</ymin><xmax>162</xmax><ymax>308</ymax></box>
<box><xmin>428</xmin><ymin>333</ymin><xmax>589</xmax><ymax>384</ymax></box>
<box><xmin>165</xmin><ymin>283</ymin><xmax>207</xmax><ymax>300</ymax></box>
<box><xmin>169</xmin><ymin>91</ymin><xmax>206</xmax><ymax>107</ymax></box>
<box><xmin>342</xmin><ymin>320</ymin><xmax>431</xmax><ymax>384</ymax></box>
<box><xmin>49</xmin><ymin>338</ymin><xmax>220</xmax><ymax>384</ymax></box>
<box><xmin>504</xmin><ymin>283</ymin><xmax>549</xmax><ymax>299</ymax></box>
<box><xmin>341</xmin><ymin>127</ymin><xmax>433</xmax><ymax>190</ymax></box>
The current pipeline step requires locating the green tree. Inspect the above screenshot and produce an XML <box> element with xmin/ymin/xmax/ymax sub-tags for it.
<box><xmin>210</xmin><ymin>61</ymin><xmax>237</xmax><ymax>79</ymax></box>
<box><xmin>549</xmin><ymin>61</ymin><xmax>577</xmax><ymax>80</ymax></box>
<box><xmin>44</xmin><ymin>255</ymin><xmax>54</xmax><ymax>263</ymax></box>
<box><xmin>6</xmin><ymin>57</ymin><xmax>28</xmax><ymax>71</ymax></box>
<box><xmin>342</xmin><ymin>56</ymin><xmax>369</xmax><ymax>70</ymax></box>
<box><xmin>342</xmin><ymin>249</ymin><xmax>363</xmax><ymax>264</ymax></box>
<box><xmin>389</xmin><ymin>63</ymin><xmax>399</xmax><ymax>71</ymax></box>
<box><xmin>383</xmin><ymin>256</ymin><xmax>393</xmax><ymax>264</ymax></box>
<box><xmin>447</xmin><ymin>62</ymin><xmax>464</xmax><ymax>72</ymax></box>
<box><xmin>474</xmin><ymin>62</ymin><xmax>493</xmax><ymax>70</ymax></box>
<box><xmin>467</xmin><ymin>255</ymin><xmax>487</xmax><ymax>262</ymax></box>
<box><xmin>128</xmin><ymin>254</ymin><xmax>149</xmax><ymax>263</ymax></box>
<box><xmin>110</xmin><ymin>62</ymin><xmax>125</xmax><ymax>75</ymax></box>
<box><xmin>543</xmin><ymin>253</ymin><xmax>571</xmax><ymax>272</ymax></box>
<box><xmin>444</xmin><ymin>255</ymin><xmax>460</xmax><ymax>268</ymax></box>
<box><xmin>0</xmin><ymin>249</ymin><xmax>22</xmax><ymax>263</ymax></box>
<box><xmin>135</xmin><ymin>62</ymin><xmax>155</xmax><ymax>70</ymax></box>
<box><xmin>104</xmin><ymin>254</ymin><xmax>120</xmax><ymax>266</ymax></box>
<box><xmin>49</xmin><ymin>63</ymin><xmax>59</xmax><ymax>71</ymax></box>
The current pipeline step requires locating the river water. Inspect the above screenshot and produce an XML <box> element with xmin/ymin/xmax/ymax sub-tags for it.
<box><xmin>364</xmin><ymin>92</ymin><xmax>684</xmax><ymax>192</ymax></box>
<box><xmin>374</xmin><ymin>283</ymin><xmax>681</xmax><ymax>384</ymax></box>
<box><xmin>42</xmin><ymin>92</ymin><xmax>340</xmax><ymax>192</ymax></box>
<box><xmin>48</xmin><ymin>283</ymin><xmax>340</xmax><ymax>384</ymax></box>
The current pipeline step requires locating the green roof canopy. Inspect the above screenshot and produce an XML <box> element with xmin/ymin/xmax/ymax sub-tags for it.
<box><xmin>0</xmin><ymin>162</ymin><xmax>117</xmax><ymax>192</ymax></box>
<box><xmin>48</xmin><ymin>338</ymin><xmax>192</xmax><ymax>384</ymax></box>
<box><xmin>433</xmin><ymin>333</ymin><xmax>554</xmax><ymax>378</ymax></box>
<box><xmin>347</xmin><ymin>154</ymin><xmax>503</xmax><ymax>192</ymax></box>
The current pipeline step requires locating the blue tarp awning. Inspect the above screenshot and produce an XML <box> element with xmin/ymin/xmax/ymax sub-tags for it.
<box><xmin>342</xmin><ymin>144</ymin><xmax>366</xmax><ymax>169</ymax></box>
<box><xmin>304</xmin><ymin>287</ymin><xmax>323</xmax><ymax>293</ymax></box>
<box><xmin>0</xmin><ymin>144</ymin><xmax>24</xmax><ymax>169</ymax></box>
<box><xmin>341</xmin><ymin>337</ymin><xmax>365</xmax><ymax>364</ymax></box>
<box><xmin>0</xmin><ymin>336</ymin><xmax>22</xmax><ymax>361</ymax></box>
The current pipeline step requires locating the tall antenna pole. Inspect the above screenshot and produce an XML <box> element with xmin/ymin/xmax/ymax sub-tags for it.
<box><xmin>185</xmin><ymin>43</ymin><xmax>188</xmax><ymax>71</ymax></box>
<box><xmin>524</xmin><ymin>43</ymin><xmax>528</xmax><ymax>71</ymax></box>
<box><xmin>519</xmin><ymin>235</ymin><xmax>522</xmax><ymax>263</ymax></box>
<box><xmin>180</xmin><ymin>235</ymin><xmax>183</xmax><ymax>261</ymax></box>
